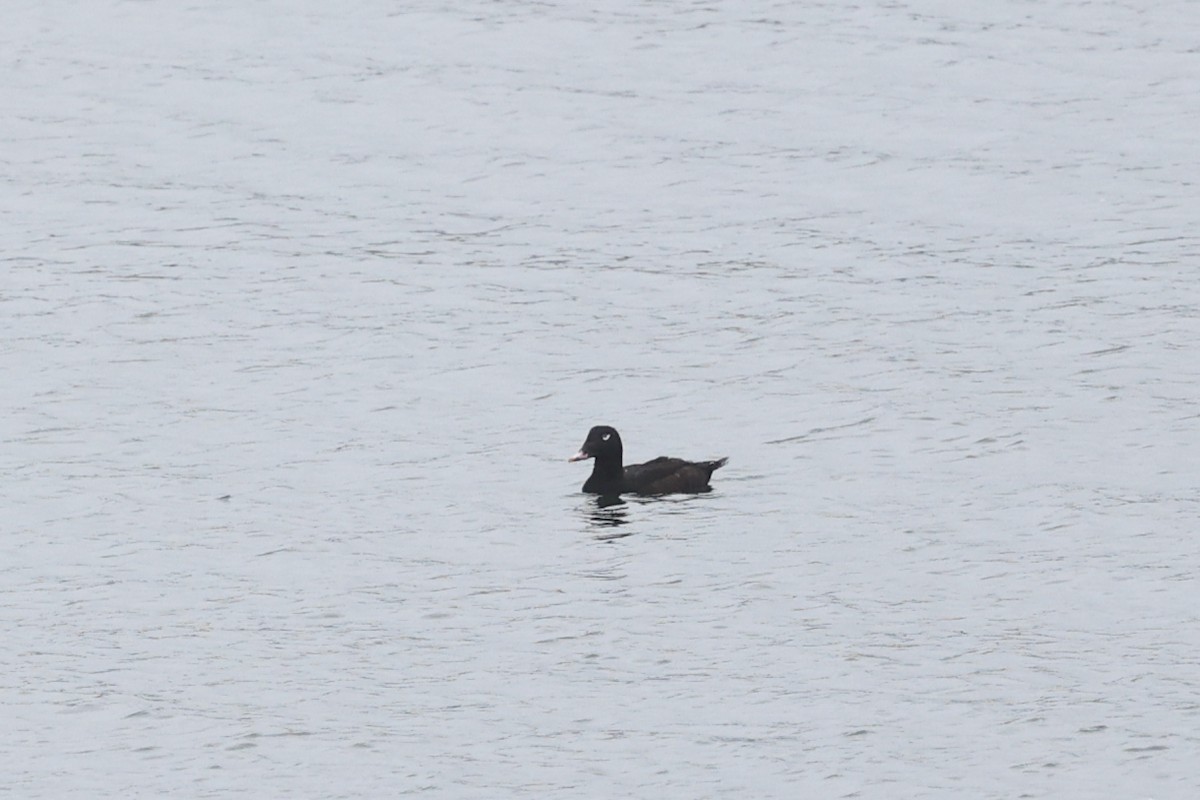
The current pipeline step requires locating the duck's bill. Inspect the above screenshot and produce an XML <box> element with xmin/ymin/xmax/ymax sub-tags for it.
<box><xmin>568</xmin><ymin>450</ymin><xmax>592</xmax><ymax>462</ymax></box>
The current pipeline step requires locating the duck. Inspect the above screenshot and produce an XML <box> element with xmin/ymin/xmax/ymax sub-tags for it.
<box><xmin>568</xmin><ymin>425</ymin><xmax>727</xmax><ymax>496</ymax></box>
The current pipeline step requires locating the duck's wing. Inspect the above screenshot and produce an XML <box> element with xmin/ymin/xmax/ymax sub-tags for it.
<box><xmin>624</xmin><ymin>456</ymin><xmax>727</xmax><ymax>495</ymax></box>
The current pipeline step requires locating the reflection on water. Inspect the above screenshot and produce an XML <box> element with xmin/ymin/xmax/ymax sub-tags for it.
<box><xmin>595</xmin><ymin>495</ymin><xmax>626</xmax><ymax>510</ymax></box>
<box><xmin>582</xmin><ymin>495</ymin><xmax>633</xmax><ymax>539</ymax></box>
<box><xmin>579</xmin><ymin>492</ymin><xmax>724</xmax><ymax>540</ymax></box>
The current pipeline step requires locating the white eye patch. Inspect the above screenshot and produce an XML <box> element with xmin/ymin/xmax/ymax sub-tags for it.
<box><xmin>602</xmin><ymin>433</ymin><xmax>611</xmax><ymax>441</ymax></box>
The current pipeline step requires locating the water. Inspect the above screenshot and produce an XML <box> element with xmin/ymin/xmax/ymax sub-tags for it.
<box><xmin>4</xmin><ymin>1</ymin><xmax>1199</xmax><ymax>797</ymax></box>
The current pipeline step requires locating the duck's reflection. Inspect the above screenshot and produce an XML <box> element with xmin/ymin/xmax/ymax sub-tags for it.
<box><xmin>584</xmin><ymin>495</ymin><xmax>633</xmax><ymax>539</ymax></box>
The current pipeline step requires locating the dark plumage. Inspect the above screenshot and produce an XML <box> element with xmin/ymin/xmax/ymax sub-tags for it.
<box><xmin>568</xmin><ymin>425</ymin><xmax>727</xmax><ymax>496</ymax></box>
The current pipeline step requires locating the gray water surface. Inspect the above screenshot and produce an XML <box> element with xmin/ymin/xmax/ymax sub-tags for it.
<box><xmin>4</xmin><ymin>1</ymin><xmax>1199</xmax><ymax>797</ymax></box>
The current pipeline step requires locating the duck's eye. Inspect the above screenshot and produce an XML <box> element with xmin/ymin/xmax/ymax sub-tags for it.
<box><xmin>602</xmin><ymin>433</ymin><xmax>611</xmax><ymax>441</ymax></box>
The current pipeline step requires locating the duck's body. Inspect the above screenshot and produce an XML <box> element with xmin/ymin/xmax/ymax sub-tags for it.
<box><xmin>569</xmin><ymin>426</ymin><xmax>727</xmax><ymax>496</ymax></box>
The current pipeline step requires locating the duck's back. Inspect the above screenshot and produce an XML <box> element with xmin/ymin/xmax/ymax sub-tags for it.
<box><xmin>624</xmin><ymin>456</ymin><xmax>728</xmax><ymax>495</ymax></box>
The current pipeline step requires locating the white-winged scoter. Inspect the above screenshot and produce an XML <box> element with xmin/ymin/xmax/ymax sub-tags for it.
<box><xmin>569</xmin><ymin>425</ymin><xmax>727</xmax><ymax>496</ymax></box>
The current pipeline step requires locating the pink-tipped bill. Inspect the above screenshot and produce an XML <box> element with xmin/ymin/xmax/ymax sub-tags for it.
<box><xmin>568</xmin><ymin>450</ymin><xmax>592</xmax><ymax>462</ymax></box>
